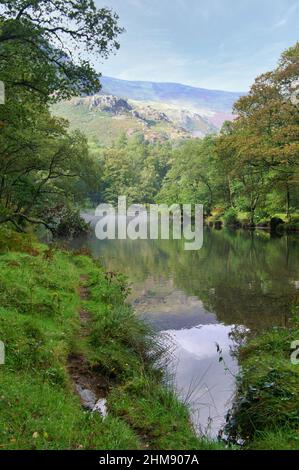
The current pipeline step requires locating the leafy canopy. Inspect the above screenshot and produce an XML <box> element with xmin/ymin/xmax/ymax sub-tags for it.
<box><xmin>0</xmin><ymin>0</ymin><xmax>124</xmax><ymax>100</ymax></box>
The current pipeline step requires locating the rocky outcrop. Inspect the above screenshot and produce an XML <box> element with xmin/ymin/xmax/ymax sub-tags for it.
<box><xmin>75</xmin><ymin>94</ymin><xmax>133</xmax><ymax>114</ymax></box>
<box><xmin>132</xmin><ymin>105</ymin><xmax>171</xmax><ymax>123</ymax></box>
<box><xmin>56</xmin><ymin>92</ymin><xmax>218</xmax><ymax>144</ymax></box>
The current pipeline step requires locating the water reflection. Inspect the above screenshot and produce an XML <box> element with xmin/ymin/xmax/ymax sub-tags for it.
<box><xmin>71</xmin><ymin>215</ymin><xmax>299</xmax><ymax>437</ymax></box>
<box><xmin>165</xmin><ymin>324</ymin><xmax>238</xmax><ymax>437</ymax></box>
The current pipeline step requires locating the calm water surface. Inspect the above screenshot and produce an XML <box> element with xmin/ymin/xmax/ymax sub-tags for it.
<box><xmin>73</xmin><ymin>214</ymin><xmax>299</xmax><ymax>437</ymax></box>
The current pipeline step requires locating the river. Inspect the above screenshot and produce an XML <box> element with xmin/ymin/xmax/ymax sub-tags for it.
<box><xmin>71</xmin><ymin>214</ymin><xmax>299</xmax><ymax>438</ymax></box>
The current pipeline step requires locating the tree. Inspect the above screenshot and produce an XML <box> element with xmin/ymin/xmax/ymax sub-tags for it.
<box><xmin>100</xmin><ymin>137</ymin><xmax>170</xmax><ymax>205</ymax></box>
<box><xmin>216</xmin><ymin>42</ymin><xmax>299</xmax><ymax>221</ymax></box>
<box><xmin>0</xmin><ymin>0</ymin><xmax>123</xmax><ymax>100</ymax></box>
<box><xmin>0</xmin><ymin>105</ymin><xmax>99</xmax><ymax>230</ymax></box>
<box><xmin>157</xmin><ymin>137</ymin><xmax>223</xmax><ymax>214</ymax></box>
<box><xmin>0</xmin><ymin>1</ymin><xmax>122</xmax><ymax>229</ymax></box>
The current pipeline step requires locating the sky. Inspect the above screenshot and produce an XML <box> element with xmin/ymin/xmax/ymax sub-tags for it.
<box><xmin>95</xmin><ymin>0</ymin><xmax>299</xmax><ymax>92</ymax></box>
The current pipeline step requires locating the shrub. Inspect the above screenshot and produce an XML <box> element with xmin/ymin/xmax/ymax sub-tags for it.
<box><xmin>223</xmin><ymin>208</ymin><xmax>239</xmax><ymax>227</ymax></box>
<box><xmin>44</xmin><ymin>205</ymin><xmax>90</xmax><ymax>238</ymax></box>
<box><xmin>255</xmin><ymin>210</ymin><xmax>270</xmax><ymax>224</ymax></box>
<box><xmin>280</xmin><ymin>222</ymin><xmax>299</xmax><ymax>233</ymax></box>
<box><xmin>225</xmin><ymin>325</ymin><xmax>299</xmax><ymax>448</ymax></box>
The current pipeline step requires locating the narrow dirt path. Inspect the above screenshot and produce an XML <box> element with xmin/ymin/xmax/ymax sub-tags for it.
<box><xmin>68</xmin><ymin>275</ymin><xmax>151</xmax><ymax>448</ymax></box>
<box><xmin>67</xmin><ymin>275</ymin><xmax>108</xmax><ymax>412</ymax></box>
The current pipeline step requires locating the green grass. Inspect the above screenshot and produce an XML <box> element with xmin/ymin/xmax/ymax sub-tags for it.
<box><xmin>226</xmin><ymin>322</ymin><xmax>299</xmax><ymax>450</ymax></box>
<box><xmin>0</xmin><ymin>228</ymin><xmax>225</xmax><ymax>450</ymax></box>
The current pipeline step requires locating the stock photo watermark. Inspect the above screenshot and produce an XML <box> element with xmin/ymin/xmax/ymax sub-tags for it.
<box><xmin>0</xmin><ymin>81</ymin><xmax>5</xmax><ymax>104</ymax></box>
<box><xmin>0</xmin><ymin>341</ymin><xmax>4</xmax><ymax>365</ymax></box>
<box><xmin>94</xmin><ymin>196</ymin><xmax>203</xmax><ymax>251</ymax></box>
<box><xmin>290</xmin><ymin>340</ymin><xmax>299</xmax><ymax>365</ymax></box>
<box><xmin>290</xmin><ymin>80</ymin><xmax>299</xmax><ymax>106</ymax></box>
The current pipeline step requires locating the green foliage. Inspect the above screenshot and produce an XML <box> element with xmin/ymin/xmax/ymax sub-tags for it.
<box><xmin>279</xmin><ymin>222</ymin><xmax>299</xmax><ymax>233</ymax></box>
<box><xmin>2</xmin><ymin>14</ymin><xmax>297</xmax><ymax>231</ymax></box>
<box><xmin>98</xmin><ymin>136</ymin><xmax>171</xmax><ymax>204</ymax></box>
<box><xmin>108</xmin><ymin>377</ymin><xmax>224</xmax><ymax>450</ymax></box>
<box><xmin>246</xmin><ymin>429</ymin><xmax>299</xmax><ymax>450</ymax></box>
<box><xmin>216</xmin><ymin>42</ymin><xmax>299</xmax><ymax>222</ymax></box>
<box><xmin>0</xmin><ymin>1</ymin><xmax>120</xmax><ymax>231</ymax></box>
<box><xmin>153</xmin><ymin>43</ymin><xmax>299</xmax><ymax>223</ymax></box>
<box><xmin>157</xmin><ymin>137</ymin><xmax>220</xmax><ymax>212</ymax></box>
<box><xmin>44</xmin><ymin>205</ymin><xmax>90</xmax><ymax>238</ymax></box>
<box><xmin>0</xmin><ymin>1</ymin><xmax>123</xmax><ymax>101</ymax></box>
<box><xmin>225</xmin><ymin>325</ymin><xmax>299</xmax><ymax>449</ymax></box>
<box><xmin>222</xmin><ymin>208</ymin><xmax>239</xmax><ymax>227</ymax></box>
<box><xmin>0</xmin><ymin>372</ymin><xmax>140</xmax><ymax>450</ymax></box>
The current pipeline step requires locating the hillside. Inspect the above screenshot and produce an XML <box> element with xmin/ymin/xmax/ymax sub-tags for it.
<box><xmin>53</xmin><ymin>77</ymin><xmax>245</xmax><ymax>145</ymax></box>
<box><xmin>101</xmin><ymin>76</ymin><xmax>243</xmax><ymax>112</ymax></box>
<box><xmin>53</xmin><ymin>94</ymin><xmax>193</xmax><ymax>146</ymax></box>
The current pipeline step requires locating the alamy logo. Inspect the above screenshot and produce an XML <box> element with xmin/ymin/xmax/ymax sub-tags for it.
<box><xmin>95</xmin><ymin>196</ymin><xmax>203</xmax><ymax>251</ymax></box>
<box><xmin>0</xmin><ymin>341</ymin><xmax>4</xmax><ymax>365</ymax></box>
<box><xmin>0</xmin><ymin>81</ymin><xmax>5</xmax><ymax>104</ymax></box>
<box><xmin>291</xmin><ymin>340</ymin><xmax>299</xmax><ymax>365</ymax></box>
<box><xmin>290</xmin><ymin>80</ymin><xmax>299</xmax><ymax>106</ymax></box>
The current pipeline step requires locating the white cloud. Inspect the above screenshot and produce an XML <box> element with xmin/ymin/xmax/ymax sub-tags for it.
<box><xmin>96</xmin><ymin>0</ymin><xmax>299</xmax><ymax>91</ymax></box>
<box><xmin>274</xmin><ymin>1</ymin><xmax>299</xmax><ymax>28</ymax></box>
<box><xmin>275</xmin><ymin>18</ymin><xmax>288</xmax><ymax>28</ymax></box>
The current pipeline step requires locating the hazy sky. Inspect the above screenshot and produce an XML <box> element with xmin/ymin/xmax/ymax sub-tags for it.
<box><xmin>95</xmin><ymin>0</ymin><xmax>299</xmax><ymax>91</ymax></box>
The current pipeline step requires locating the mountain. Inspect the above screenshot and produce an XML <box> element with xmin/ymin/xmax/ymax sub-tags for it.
<box><xmin>101</xmin><ymin>76</ymin><xmax>244</xmax><ymax>114</ymax></box>
<box><xmin>53</xmin><ymin>77</ymin><xmax>245</xmax><ymax>145</ymax></box>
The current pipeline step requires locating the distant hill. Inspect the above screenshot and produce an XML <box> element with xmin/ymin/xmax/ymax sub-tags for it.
<box><xmin>53</xmin><ymin>77</ymin><xmax>245</xmax><ymax>146</ymax></box>
<box><xmin>101</xmin><ymin>76</ymin><xmax>244</xmax><ymax>114</ymax></box>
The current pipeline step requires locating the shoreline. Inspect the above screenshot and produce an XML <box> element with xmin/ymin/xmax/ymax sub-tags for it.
<box><xmin>1</xmin><ymin>226</ymin><xmax>297</xmax><ymax>450</ymax></box>
<box><xmin>0</xmin><ymin>228</ymin><xmax>225</xmax><ymax>450</ymax></box>
<box><xmin>225</xmin><ymin>321</ymin><xmax>299</xmax><ymax>450</ymax></box>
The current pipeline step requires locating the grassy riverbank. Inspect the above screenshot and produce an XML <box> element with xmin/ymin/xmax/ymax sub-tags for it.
<box><xmin>207</xmin><ymin>209</ymin><xmax>299</xmax><ymax>232</ymax></box>
<box><xmin>226</xmin><ymin>320</ymin><xmax>299</xmax><ymax>450</ymax></box>
<box><xmin>0</xmin><ymin>228</ymin><xmax>224</xmax><ymax>450</ymax></box>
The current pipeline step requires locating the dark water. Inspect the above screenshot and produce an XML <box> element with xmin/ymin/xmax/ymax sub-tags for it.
<box><xmin>73</xmin><ymin>215</ymin><xmax>299</xmax><ymax>437</ymax></box>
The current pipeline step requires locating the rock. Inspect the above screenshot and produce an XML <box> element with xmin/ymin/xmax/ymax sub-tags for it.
<box><xmin>133</xmin><ymin>105</ymin><xmax>171</xmax><ymax>123</ymax></box>
<box><xmin>75</xmin><ymin>384</ymin><xmax>97</xmax><ymax>410</ymax></box>
<box><xmin>93</xmin><ymin>398</ymin><xmax>108</xmax><ymax>418</ymax></box>
<box><xmin>78</xmin><ymin>94</ymin><xmax>133</xmax><ymax>114</ymax></box>
<box><xmin>75</xmin><ymin>384</ymin><xmax>107</xmax><ymax>417</ymax></box>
